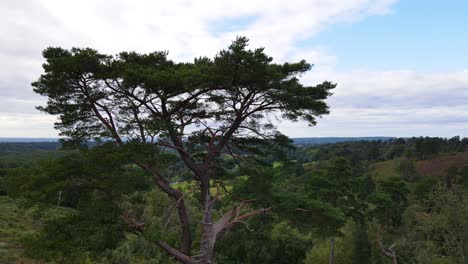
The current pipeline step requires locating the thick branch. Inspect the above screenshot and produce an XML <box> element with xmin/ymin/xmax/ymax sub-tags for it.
<box><xmin>161</xmin><ymin>99</ymin><xmax>202</xmax><ymax>176</ymax></box>
<box><xmin>77</xmin><ymin>78</ymin><xmax>123</xmax><ymax>144</ymax></box>
<box><xmin>157</xmin><ymin>241</ymin><xmax>195</xmax><ymax>264</ymax></box>
<box><xmin>136</xmin><ymin>162</ymin><xmax>192</xmax><ymax>256</ymax></box>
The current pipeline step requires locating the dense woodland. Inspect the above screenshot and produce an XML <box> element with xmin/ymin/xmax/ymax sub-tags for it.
<box><xmin>1</xmin><ymin>137</ymin><xmax>467</xmax><ymax>264</ymax></box>
<box><xmin>0</xmin><ymin>38</ymin><xmax>467</xmax><ymax>263</ymax></box>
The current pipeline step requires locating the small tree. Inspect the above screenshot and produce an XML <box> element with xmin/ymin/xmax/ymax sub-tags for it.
<box><xmin>351</xmin><ymin>221</ymin><xmax>372</xmax><ymax>264</ymax></box>
<box><xmin>396</xmin><ymin>159</ymin><xmax>419</xmax><ymax>182</ymax></box>
<box><xmin>306</xmin><ymin>158</ymin><xmax>367</xmax><ymax>264</ymax></box>
<box><xmin>368</xmin><ymin>178</ymin><xmax>409</xmax><ymax>264</ymax></box>
<box><xmin>33</xmin><ymin>37</ymin><xmax>335</xmax><ymax>263</ymax></box>
<box><xmin>462</xmin><ymin>165</ymin><xmax>468</xmax><ymax>189</ymax></box>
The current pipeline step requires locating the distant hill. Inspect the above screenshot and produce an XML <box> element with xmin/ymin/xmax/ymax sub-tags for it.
<box><xmin>0</xmin><ymin>138</ymin><xmax>59</xmax><ymax>143</ymax></box>
<box><xmin>0</xmin><ymin>142</ymin><xmax>60</xmax><ymax>153</ymax></box>
<box><xmin>0</xmin><ymin>137</ymin><xmax>394</xmax><ymax>146</ymax></box>
<box><xmin>291</xmin><ymin>137</ymin><xmax>394</xmax><ymax>145</ymax></box>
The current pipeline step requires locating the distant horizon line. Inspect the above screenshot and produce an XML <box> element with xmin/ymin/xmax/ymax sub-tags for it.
<box><xmin>0</xmin><ymin>136</ymin><xmax>396</xmax><ymax>139</ymax></box>
<box><xmin>1</xmin><ymin>136</ymin><xmax>467</xmax><ymax>142</ymax></box>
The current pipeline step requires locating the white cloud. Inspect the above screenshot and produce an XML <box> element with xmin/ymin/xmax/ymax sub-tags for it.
<box><xmin>277</xmin><ymin>70</ymin><xmax>468</xmax><ymax>137</ymax></box>
<box><xmin>0</xmin><ymin>0</ymin><xmax>399</xmax><ymax>137</ymax></box>
<box><xmin>2</xmin><ymin>0</ymin><xmax>467</xmax><ymax>138</ymax></box>
<box><xmin>0</xmin><ymin>113</ymin><xmax>57</xmax><ymax>137</ymax></box>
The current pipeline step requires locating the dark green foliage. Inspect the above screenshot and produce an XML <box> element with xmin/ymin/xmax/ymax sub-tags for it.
<box><xmin>396</xmin><ymin>159</ymin><xmax>420</xmax><ymax>182</ymax></box>
<box><xmin>0</xmin><ymin>142</ymin><xmax>59</xmax><ymax>153</ymax></box>
<box><xmin>5</xmin><ymin>144</ymin><xmax>152</xmax><ymax>262</ymax></box>
<box><xmin>305</xmin><ymin>158</ymin><xmax>368</xmax><ymax>236</ymax></box>
<box><xmin>414</xmin><ymin>137</ymin><xmax>444</xmax><ymax>159</ymax></box>
<box><xmin>292</xmin><ymin>137</ymin><xmax>393</xmax><ymax>145</ymax></box>
<box><xmin>313</xmin><ymin>141</ymin><xmax>386</xmax><ymax>163</ymax></box>
<box><xmin>444</xmin><ymin>164</ymin><xmax>458</xmax><ymax>189</ymax></box>
<box><xmin>351</xmin><ymin>222</ymin><xmax>372</xmax><ymax>264</ymax></box>
<box><xmin>368</xmin><ymin>177</ymin><xmax>409</xmax><ymax>226</ymax></box>
<box><xmin>306</xmin><ymin>136</ymin><xmax>468</xmax><ymax>164</ymax></box>
<box><xmin>23</xmin><ymin>195</ymin><xmax>124</xmax><ymax>262</ymax></box>
<box><xmin>0</xmin><ymin>175</ymin><xmax>6</xmax><ymax>195</ymax></box>
<box><xmin>233</xmin><ymin>165</ymin><xmax>274</xmax><ymax>204</ymax></box>
<box><xmin>100</xmin><ymin>233</ymin><xmax>178</xmax><ymax>264</ymax></box>
<box><xmin>386</xmin><ymin>143</ymin><xmax>406</xmax><ymax>160</ymax></box>
<box><xmin>7</xmin><ymin>144</ymin><xmax>151</xmax><ymax>207</ymax></box>
<box><xmin>446</xmin><ymin>136</ymin><xmax>465</xmax><ymax>152</ymax></box>
<box><xmin>32</xmin><ymin>37</ymin><xmax>334</xmax><ymax>145</ymax></box>
<box><xmin>462</xmin><ymin>165</ymin><xmax>468</xmax><ymax>189</ymax></box>
<box><xmin>217</xmin><ymin>216</ymin><xmax>312</xmax><ymax>264</ymax></box>
<box><xmin>413</xmin><ymin>176</ymin><xmax>439</xmax><ymax>201</ymax></box>
<box><xmin>2</xmin><ymin>136</ymin><xmax>467</xmax><ymax>263</ymax></box>
<box><xmin>401</xmin><ymin>183</ymin><xmax>468</xmax><ymax>263</ymax></box>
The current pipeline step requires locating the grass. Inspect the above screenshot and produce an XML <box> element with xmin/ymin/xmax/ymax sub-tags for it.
<box><xmin>0</xmin><ymin>196</ymin><xmax>43</xmax><ymax>263</ymax></box>
<box><xmin>0</xmin><ymin>196</ymin><xmax>73</xmax><ymax>264</ymax></box>
<box><xmin>369</xmin><ymin>159</ymin><xmax>400</xmax><ymax>181</ymax></box>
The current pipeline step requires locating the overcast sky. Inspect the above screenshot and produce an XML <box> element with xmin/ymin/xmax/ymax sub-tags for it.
<box><xmin>1</xmin><ymin>0</ymin><xmax>467</xmax><ymax>138</ymax></box>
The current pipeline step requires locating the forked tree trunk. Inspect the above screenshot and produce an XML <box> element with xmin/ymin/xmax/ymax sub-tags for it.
<box><xmin>196</xmin><ymin>180</ymin><xmax>272</xmax><ymax>264</ymax></box>
<box><xmin>329</xmin><ymin>237</ymin><xmax>335</xmax><ymax>264</ymax></box>
<box><xmin>145</xmin><ymin>165</ymin><xmax>271</xmax><ymax>264</ymax></box>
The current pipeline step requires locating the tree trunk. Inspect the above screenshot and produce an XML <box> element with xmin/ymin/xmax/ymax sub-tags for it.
<box><xmin>148</xmin><ymin>171</ymin><xmax>192</xmax><ymax>257</ymax></box>
<box><xmin>199</xmin><ymin>178</ymin><xmax>216</xmax><ymax>264</ymax></box>
<box><xmin>177</xmin><ymin>199</ymin><xmax>192</xmax><ymax>255</ymax></box>
<box><xmin>329</xmin><ymin>237</ymin><xmax>335</xmax><ymax>264</ymax></box>
<box><xmin>155</xmin><ymin>180</ymin><xmax>192</xmax><ymax>256</ymax></box>
<box><xmin>150</xmin><ymin>169</ymin><xmax>270</xmax><ymax>264</ymax></box>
